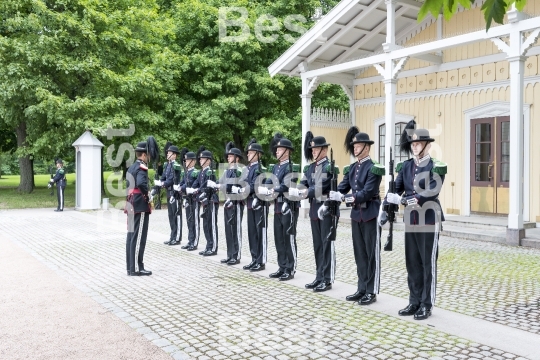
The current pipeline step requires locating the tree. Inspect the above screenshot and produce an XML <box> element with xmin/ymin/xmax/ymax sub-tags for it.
<box><xmin>419</xmin><ymin>0</ymin><xmax>527</xmax><ymax>31</ymax></box>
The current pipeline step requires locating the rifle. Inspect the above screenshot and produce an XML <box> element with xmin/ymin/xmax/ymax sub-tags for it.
<box><xmin>286</xmin><ymin>160</ymin><xmax>298</xmax><ymax>236</ymax></box>
<box><xmin>151</xmin><ymin>172</ymin><xmax>162</xmax><ymax>209</ymax></box>
<box><xmin>201</xmin><ymin>159</ymin><xmax>217</xmax><ymax>217</ymax></box>
<box><xmin>383</xmin><ymin>148</ymin><xmax>399</xmax><ymax>251</ymax></box>
<box><xmin>325</xmin><ymin>149</ymin><xmax>339</xmax><ymax>241</ymax></box>
<box><xmin>49</xmin><ymin>164</ymin><xmax>55</xmax><ymax>196</ymax></box>
<box><xmin>227</xmin><ymin>166</ymin><xmax>237</xmax><ymax>226</ymax></box>
<box><xmin>256</xmin><ymin>156</ymin><xmax>268</xmax><ymax>228</ymax></box>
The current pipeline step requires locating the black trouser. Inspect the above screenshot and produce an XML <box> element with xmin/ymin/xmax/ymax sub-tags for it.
<box><xmin>126</xmin><ymin>212</ymin><xmax>150</xmax><ymax>272</ymax></box>
<box><xmin>404</xmin><ymin>225</ymin><xmax>439</xmax><ymax>308</ymax></box>
<box><xmin>56</xmin><ymin>185</ymin><xmax>65</xmax><ymax>210</ymax></box>
<box><xmin>310</xmin><ymin>214</ymin><xmax>336</xmax><ymax>283</ymax></box>
<box><xmin>185</xmin><ymin>196</ymin><xmax>200</xmax><ymax>247</ymax></box>
<box><xmin>224</xmin><ymin>202</ymin><xmax>244</xmax><ymax>260</ymax></box>
<box><xmin>202</xmin><ymin>202</ymin><xmax>219</xmax><ymax>252</ymax></box>
<box><xmin>351</xmin><ymin>219</ymin><xmax>380</xmax><ymax>294</ymax></box>
<box><xmin>167</xmin><ymin>191</ymin><xmax>182</xmax><ymax>243</ymax></box>
<box><xmin>247</xmin><ymin>205</ymin><xmax>268</xmax><ymax>264</ymax></box>
<box><xmin>273</xmin><ymin>209</ymin><xmax>298</xmax><ymax>274</ymax></box>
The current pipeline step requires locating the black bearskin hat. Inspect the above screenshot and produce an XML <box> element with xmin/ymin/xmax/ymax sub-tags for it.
<box><xmin>399</xmin><ymin>120</ymin><xmax>416</xmax><ymax>155</ymax></box>
<box><xmin>304</xmin><ymin>131</ymin><xmax>314</xmax><ymax>161</ymax></box>
<box><xmin>344</xmin><ymin>126</ymin><xmax>359</xmax><ymax>156</ymax></box>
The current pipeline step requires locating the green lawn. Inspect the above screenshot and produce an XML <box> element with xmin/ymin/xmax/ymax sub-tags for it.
<box><xmin>0</xmin><ymin>171</ymin><xmax>148</xmax><ymax>209</ymax></box>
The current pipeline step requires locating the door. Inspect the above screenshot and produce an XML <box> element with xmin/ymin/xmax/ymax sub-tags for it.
<box><xmin>470</xmin><ymin>116</ymin><xmax>510</xmax><ymax>214</ymax></box>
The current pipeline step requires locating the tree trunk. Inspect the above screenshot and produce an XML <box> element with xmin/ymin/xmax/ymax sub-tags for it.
<box><xmin>16</xmin><ymin>122</ymin><xmax>34</xmax><ymax>193</ymax></box>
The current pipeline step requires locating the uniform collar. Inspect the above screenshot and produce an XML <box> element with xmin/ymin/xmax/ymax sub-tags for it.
<box><xmin>203</xmin><ymin>166</ymin><xmax>210</xmax><ymax>171</ymax></box>
<box><xmin>250</xmin><ymin>161</ymin><xmax>258</xmax><ymax>167</ymax></box>
<box><xmin>415</xmin><ymin>154</ymin><xmax>431</xmax><ymax>165</ymax></box>
<box><xmin>358</xmin><ymin>156</ymin><xmax>371</xmax><ymax>164</ymax></box>
<box><xmin>187</xmin><ymin>166</ymin><xmax>195</xmax><ymax>171</ymax></box>
<box><xmin>315</xmin><ymin>157</ymin><xmax>328</xmax><ymax>166</ymax></box>
<box><xmin>137</xmin><ymin>159</ymin><xmax>147</xmax><ymax>166</ymax></box>
<box><xmin>279</xmin><ymin>159</ymin><xmax>290</xmax><ymax>165</ymax></box>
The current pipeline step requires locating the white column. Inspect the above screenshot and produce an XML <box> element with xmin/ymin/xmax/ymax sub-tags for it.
<box><xmin>350</xmin><ymin>99</ymin><xmax>356</xmax><ymax>127</ymax></box>
<box><xmin>385</xmin><ymin>0</ymin><xmax>396</xmax><ymax>45</ymax></box>
<box><xmin>506</xmin><ymin>53</ymin><xmax>525</xmax><ymax>244</ymax></box>
<box><xmin>300</xmin><ymin>77</ymin><xmax>312</xmax><ymax>211</ymax></box>
<box><xmin>383</xmin><ymin>76</ymin><xmax>397</xmax><ymax>184</ymax></box>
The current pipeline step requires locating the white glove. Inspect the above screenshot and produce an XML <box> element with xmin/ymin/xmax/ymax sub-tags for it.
<box><xmin>207</xmin><ymin>180</ymin><xmax>218</xmax><ymax>188</ymax></box>
<box><xmin>173</xmin><ymin>184</ymin><xmax>181</xmax><ymax>192</ymax></box>
<box><xmin>148</xmin><ymin>194</ymin><xmax>154</xmax><ymax>203</ymax></box>
<box><xmin>186</xmin><ymin>187</ymin><xmax>196</xmax><ymax>194</ymax></box>
<box><xmin>258</xmin><ymin>186</ymin><xmax>273</xmax><ymax>196</ymax></box>
<box><xmin>47</xmin><ymin>183</ymin><xmax>52</xmax><ymax>189</ymax></box>
<box><xmin>329</xmin><ymin>191</ymin><xmax>343</xmax><ymax>202</ymax></box>
<box><xmin>406</xmin><ymin>197</ymin><xmax>418</xmax><ymax>206</ymax></box>
<box><xmin>282</xmin><ymin>202</ymin><xmax>290</xmax><ymax>215</ymax></box>
<box><xmin>49</xmin><ymin>179</ymin><xmax>54</xmax><ymax>184</ymax></box>
<box><xmin>386</xmin><ymin>192</ymin><xmax>401</xmax><ymax>205</ymax></box>
<box><xmin>317</xmin><ymin>205</ymin><xmax>328</xmax><ymax>220</ymax></box>
<box><xmin>252</xmin><ymin>197</ymin><xmax>261</xmax><ymax>210</ymax></box>
<box><xmin>169</xmin><ymin>196</ymin><xmax>175</xmax><ymax>204</ymax></box>
<box><xmin>154</xmin><ymin>180</ymin><xmax>162</xmax><ymax>186</ymax></box>
<box><xmin>288</xmin><ymin>188</ymin><xmax>303</xmax><ymax>197</ymax></box>
<box><xmin>344</xmin><ymin>194</ymin><xmax>355</xmax><ymax>204</ymax></box>
<box><xmin>183</xmin><ymin>199</ymin><xmax>189</xmax><ymax>208</ymax></box>
<box><xmin>231</xmin><ymin>186</ymin><xmax>240</xmax><ymax>194</ymax></box>
<box><xmin>224</xmin><ymin>198</ymin><xmax>234</xmax><ymax>209</ymax></box>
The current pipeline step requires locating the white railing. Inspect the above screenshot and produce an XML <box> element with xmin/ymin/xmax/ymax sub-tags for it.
<box><xmin>310</xmin><ymin>107</ymin><xmax>351</xmax><ymax>129</ymax></box>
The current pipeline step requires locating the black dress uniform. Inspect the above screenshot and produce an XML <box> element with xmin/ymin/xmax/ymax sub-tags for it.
<box><xmin>161</xmin><ymin>146</ymin><xmax>183</xmax><ymax>246</ymax></box>
<box><xmin>265</xmin><ymin>157</ymin><xmax>300</xmax><ymax>281</ymax></box>
<box><xmin>124</xmin><ymin>151</ymin><xmax>152</xmax><ymax>276</ymax></box>
<box><xmin>180</xmin><ymin>154</ymin><xmax>200</xmax><ymax>250</ymax></box>
<box><xmin>220</xmin><ymin>165</ymin><xmax>244</xmax><ymax>264</ymax></box>
<box><xmin>300</xmin><ymin>150</ymin><xmax>338</xmax><ymax>292</ymax></box>
<box><xmin>194</xmin><ymin>151</ymin><xmax>219</xmax><ymax>255</ymax></box>
<box><xmin>50</xmin><ymin>160</ymin><xmax>67</xmax><ymax>212</ymax></box>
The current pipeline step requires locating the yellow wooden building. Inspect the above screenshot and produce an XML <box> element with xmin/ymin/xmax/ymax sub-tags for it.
<box><xmin>269</xmin><ymin>0</ymin><xmax>540</xmax><ymax>245</ymax></box>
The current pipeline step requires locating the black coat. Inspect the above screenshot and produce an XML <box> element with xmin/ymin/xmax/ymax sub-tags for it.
<box><xmin>300</xmin><ymin>157</ymin><xmax>338</xmax><ymax>220</ymax></box>
<box><xmin>245</xmin><ymin>162</ymin><xmax>261</xmax><ymax>209</ymax></box>
<box><xmin>337</xmin><ymin>158</ymin><xmax>383</xmax><ymax>222</ymax></box>
<box><xmin>125</xmin><ymin>159</ymin><xmax>151</xmax><ymax>214</ymax></box>
<box><xmin>52</xmin><ymin>167</ymin><xmax>67</xmax><ymax>188</ymax></box>
<box><xmin>193</xmin><ymin>166</ymin><xmax>219</xmax><ymax>204</ymax></box>
<box><xmin>160</xmin><ymin>160</ymin><xmax>182</xmax><ymax>191</ymax></box>
<box><xmin>264</xmin><ymin>160</ymin><xmax>299</xmax><ymax>214</ymax></box>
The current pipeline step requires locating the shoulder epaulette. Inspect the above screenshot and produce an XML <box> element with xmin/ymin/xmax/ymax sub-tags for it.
<box><xmin>303</xmin><ymin>165</ymin><xmax>310</xmax><ymax>174</ymax></box>
<box><xmin>59</xmin><ymin>168</ymin><xmax>65</xmax><ymax>175</ymax></box>
<box><xmin>395</xmin><ymin>161</ymin><xmax>403</xmax><ymax>173</ymax></box>
<box><xmin>235</xmin><ymin>169</ymin><xmax>242</xmax><ymax>177</ymax></box>
<box><xmin>343</xmin><ymin>165</ymin><xmax>351</xmax><ymax>176</ymax></box>
<box><xmin>370</xmin><ymin>161</ymin><xmax>385</xmax><ymax>176</ymax></box>
<box><xmin>323</xmin><ymin>164</ymin><xmax>340</xmax><ymax>175</ymax></box>
<box><xmin>139</xmin><ymin>163</ymin><xmax>148</xmax><ymax>171</ymax></box>
<box><xmin>191</xmin><ymin>170</ymin><xmax>199</xmax><ymax>178</ymax></box>
<box><xmin>292</xmin><ymin>164</ymin><xmax>300</xmax><ymax>173</ymax></box>
<box><xmin>269</xmin><ymin>164</ymin><xmax>275</xmax><ymax>173</ymax></box>
<box><xmin>431</xmin><ymin>158</ymin><xmax>447</xmax><ymax>176</ymax></box>
<box><xmin>205</xmin><ymin>169</ymin><xmax>212</xmax><ymax>177</ymax></box>
<box><xmin>256</xmin><ymin>164</ymin><xmax>267</xmax><ymax>174</ymax></box>
<box><xmin>172</xmin><ymin>162</ymin><xmax>181</xmax><ymax>171</ymax></box>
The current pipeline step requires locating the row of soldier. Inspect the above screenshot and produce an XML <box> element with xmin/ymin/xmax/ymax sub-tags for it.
<box><xmin>125</xmin><ymin>121</ymin><xmax>446</xmax><ymax>321</ymax></box>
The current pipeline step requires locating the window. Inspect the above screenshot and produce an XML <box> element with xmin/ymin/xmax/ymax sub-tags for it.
<box><xmin>378</xmin><ymin>122</ymin><xmax>410</xmax><ymax>165</ymax></box>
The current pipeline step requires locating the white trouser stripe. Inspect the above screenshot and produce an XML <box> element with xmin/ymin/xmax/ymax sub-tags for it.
<box><xmin>236</xmin><ymin>204</ymin><xmax>242</xmax><ymax>260</ymax></box>
<box><xmin>211</xmin><ymin>204</ymin><xmax>217</xmax><ymax>252</ymax></box>
<box><xmin>175</xmin><ymin>201</ymin><xmax>181</xmax><ymax>242</ymax></box>
<box><xmin>194</xmin><ymin>205</ymin><xmax>199</xmax><ymax>246</ymax></box>
<box><xmin>59</xmin><ymin>187</ymin><xmax>64</xmax><ymax>210</ymax></box>
<box><xmin>134</xmin><ymin>213</ymin><xmax>145</xmax><ymax>272</ymax></box>
<box><xmin>330</xmin><ymin>241</ymin><xmax>336</xmax><ymax>283</ymax></box>
<box><xmin>262</xmin><ymin>206</ymin><xmax>267</xmax><ymax>264</ymax></box>
<box><xmin>374</xmin><ymin>223</ymin><xmax>381</xmax><ymax>294</ymax></box>
<box><xmin>289</xmin><ymin>212</ymin><xmax>297</xmax><ymax>271</ymax></box>
<box><xmin>431</xmin><ymin>212</ymin><xmax>441</xmax><ymax>306</ymax></box>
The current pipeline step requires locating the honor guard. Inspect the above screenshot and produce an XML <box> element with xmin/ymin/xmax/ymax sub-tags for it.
<box><xmin>383</xmin><ymin>121</ymin><xmax>446</xmax><ymax>320</ymax></box>
<box><xmin>48</xmin><ymin>158</ymin><xmax>66</xmax><ymax>212</ymax></box>
<box><xmin>261</xmin><ymin>133</ymin><xmax>300</xmax><ymax>281</ymax></box>
<box><xmin>194</xmin><ymin>147</ymin><xmax>219</xmax><ymax>256</ymax></box>
<box><xmin>299</xmin><ymin>133</ymin><xmax>339</xmax><ymax>292</ymax></box>
<box><xmin>209</xmin><ymin>142</ymin><xmax>244</xmax><ymax>265</ymax></box>
<box><xmin>241</xmin><ymin>139</ymin><xmax>268</xmax><ymax>272</ymax></box>
<box><xmin>124</xmin><ymin>138</ymin><xmax>159</xmax><ymax>276</ymax></box>
<box><xmin>181</xmin><ymin>151</ymin><xmax>201</xmax><ymax>251</ymax></box>
<box><xmin>158</xmin><ymin>144</ymin><xmax>184</xmax><ymax>246</ymax></box>
<box><xmin>330</xmin><ymin>128</ymin><xmax>384</xmax><ymax>305</ymax></box>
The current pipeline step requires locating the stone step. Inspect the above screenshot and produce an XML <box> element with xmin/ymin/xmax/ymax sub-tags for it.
<box><xmin>441</xmin><ymin>225</ymin><xmax>507</xmax><ymax>243</ymax></box>
<box><xmin>521</xmin><ymin>238</ymin><xmax>540</xmax><ymax>249</ymax></box>
<box><xmin>443</xmin><ymin>219</ymin><xmax>536</xmax><ymax>231</ymax></box>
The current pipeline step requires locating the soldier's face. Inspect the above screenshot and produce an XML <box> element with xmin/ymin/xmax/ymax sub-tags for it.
<box><xmin>167</xmin><ymin>151</ymin><xmax>176</xmax><ymax>161</ymax></box>
<box><xmin>199</xmin><ymin>158</ymin><xmax>209</xmax><ymax>167</ymax></box>
<box><xmin>354</xmin><ymin>143</ymin><xmax>369</xmax><ymax>158</ymax></box>
<box><xmin>312</xmin><ymin>146</ymin><xmax>327</xmax><ymax>160</ymax></box>
<box><xmin>276</xmin><ymin>147</ymin><xmax>289</xmax><ymax>159</ymax></box>
<box><xmin>227</xmin><ymin>154</ymin><xmax>235</xmax><ymax>164</ymax></box>
<box><xmin>56</xmin><ymin>163</ymin><xmax>61</xmax><ymax>169</ymax></box>
<box><xmin>185</xmin><ymin>159</ymin><xmax>195</xmax><ymax>168</ymax></box>
<box><xmin>247</xmin><ymin>151</ymin><xmax>258</xmax><ymax>162</ymax></box>
<box><xmin>411</xmin><ymin>141</ymin><xmax>428</xmax><ymax>156</ymax></box>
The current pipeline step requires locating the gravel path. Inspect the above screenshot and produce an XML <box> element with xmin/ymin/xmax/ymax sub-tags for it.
<box><xmin>0</xmin><ymin>234</ymin><xmax>171</xmax><ymax>360</ymax></box>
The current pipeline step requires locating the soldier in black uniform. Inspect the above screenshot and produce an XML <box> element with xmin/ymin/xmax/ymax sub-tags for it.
<box><xmin>159</xmin><ymin>145</ymin><xmax>183</xmax><ymax>246</ymax></box>
<box><xmin>330</xmin><ymin>128</ymin><xmax>384</xmax><ymax>305</ymax></box>
<box><xmin>241</xmin><ymin>139</ymin><xmax>268</xmax><ymax>272</ymax></box>
<box><xmin>262</xmin><ymin>133</ymin><xmax>300</xmax><ymax>281</ymax></box>
<box><xmin>193</xmin><ymin>148</ymin><xmax>219</xmax><ymax>256</ymax></box>
<box><xmin>180</xmin><ymin>151</ymin><xmax>200</xmax><ymax>251</ymax></box>
<box><xmin>383</xmin><ymin>122</ymin><xmax>446</xmax><ymax>320</ymax></box>
<box><xmin>48</xmin><ymin>159</ymin><xmax>67</xmax><ymax>212</ymax></box>
<box><xmin>299</xmin><ymin>133</ymin><xmax>338</xmax><ymax>292</ymax></box>
<box><xmin>124</xmin><ymin>142</ymin><xmax>153</xmax><ymax>276</ymax></box>
<box><xmin>210</xmin><ymin>142</ymin><xmax>244</xmax><ymax>265</ymax></box>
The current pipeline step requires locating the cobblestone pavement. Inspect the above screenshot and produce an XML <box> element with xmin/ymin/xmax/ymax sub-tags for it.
<box><xmin>143</xmin><ymin>206</ymin><xmax>540</xmax><ymax>335</ymax></box>
<box><xmin>0</xmin><ymin>208</ymin><xmax>533</xmax><ymax>360</ymax></box>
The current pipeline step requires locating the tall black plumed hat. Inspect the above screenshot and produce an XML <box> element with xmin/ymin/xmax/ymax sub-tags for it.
<box><xmin>344</xmin><ymin>126</ymin><xmax>359</xmax><ymax>155</ymax></box>
<box><xmin>163</xmin><ymin>141</ymin><xmax>172</xmax><ymax>158</ymax></box>
<box><xmin>399</xmin><ymin>120</ymin><xmax>417</xmax><ymax>155</ymax></box>
<box><xmin>135</xmin><ymin>136</ymin><xmax>160</xmax><ymax>168</ymax></box>
<box><xmin>304</xmin><ymin>131</ymin><xmax>314</xmax><ymax>161</ymax></box>
<box><xmin>225</xmin><ymin>141</ymin><xmax>243</xmax><ymax>158</ymax></box>
<box><xmin>179</xmin><ymin>147</ymin><xmax>189</xmax><ymax>164</ymax></box>
<box><xmin>196</xmin><ymin>146</ymin><xmax>206</xmax><ymax>161</ymax></box>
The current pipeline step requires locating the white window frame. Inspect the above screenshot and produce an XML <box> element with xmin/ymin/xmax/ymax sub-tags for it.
<box><xmin>373</xmin><ymin>113</ymin><xmax>415</xmax><ymax>163</ymax></box>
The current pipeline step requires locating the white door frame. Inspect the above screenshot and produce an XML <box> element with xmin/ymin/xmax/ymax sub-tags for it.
<box><xmin>463</xmin><ymin>101</ymin><xmax>530</xmax><ymax>221</ymax></box>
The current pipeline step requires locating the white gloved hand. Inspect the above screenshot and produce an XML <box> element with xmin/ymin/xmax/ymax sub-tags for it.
<box><xmin>207</xmin><ymin>180</ymin><xmax>218</xmax><ymax>188</ymax></box>
<box><xmin>329</xmin><ymin>191</ymin><xmax>343</xmax><ymax>202</ymax></box>
<box><xmin>317</xmin><ymin>205</ymin><xmax>328</xmax><ymax>220</ymax></box>
<box><xmin>257</xmin><ymin>186</ymin><xmax>273</xmax><ymax>196</ymax></box>
<box><xmin>49</xmin><ymin>179</ymin><xmax>54</xmax><ymax>184</ymax></box>
<box><xmin>169</xmin><ymin>196</ymin><xmax>175</xmax><ymax>204</ymax></box>
<box><xmin>154</xmin><ymin>180</ymin><xmax>162</xmax><ymax>186</ymax></box>
<box><xmin>406</xmin><ymin>197</ymin><xmax>418</xmax><ymax>206</ymax></box>
<box><xmin>386</xmin><ymin>192</ymin><xmax>401</xmax><ymax>205</ymax></box>
<box><xmin>148</xmin><ymin>194</ymin><xmax>154</xmax><ymax>203</ymax></box>
<box><xmin>173</xmin><ymin>184</ymin><xmax>181</xmax><ymax>192</ymax></box>
<box><xmin>183</xmin><ymin>199</ymin><xmax>189</xmax><ymax>208</ymax></box>
<box><xmin>252</xmin><ymin>197</ymin><xmax>261</xmax><ymax>210</ymax></box>
<box><xmin>288</xmin><ymin>188</ymin><xmax>303</xmax><ymax>197</ymax></box>
<box><xmin>344</xmin><ymin>194</ymin><xmax>355</xmax><ymax>204</ymax></box>
<box><xmin>186</xmin><ymin>187</ymin><xmax>196</xmax><ymax>194</ymax></box>
<box><xmin>281</xmin><ymin>202</ymin><xmax>290</xmax><ymax>215</ymax></box>
<box><xmin>231</xmin><ymin>186</ymin><xmax>240</xmax><ymax>194</ymax></box>
<box><xmin>47</xmin><ymin>183</ymin><xmax>52</xmax><ymax>189</ymax></box>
